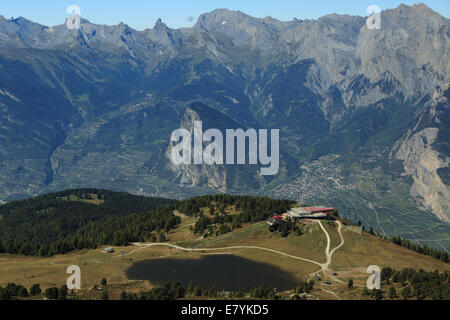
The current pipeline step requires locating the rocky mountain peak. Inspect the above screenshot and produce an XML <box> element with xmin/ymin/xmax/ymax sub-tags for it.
<box><xmin>154</xmin><ymin>18</ymin><xmax>167</xmax><ymax>30</ymax></box>
<box><xmin>196</xmin><ymin>8</ymin><xmax>250</xmax><ymax>24</ymax></box>
<box><xmin>394</xmin><ymin>2</ymin><xmax>439</xmax><ymax>16</ymax></box>
<box><xmin>194</xmin><ymin>8</ymin><xmax>256</xmax><ymax>31</ymax></box>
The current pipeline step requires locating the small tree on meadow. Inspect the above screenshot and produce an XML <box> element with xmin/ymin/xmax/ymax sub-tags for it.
<box><xmin>347</xmin><ymin>279</ymin><xmax>354</xmax><ymax>289</ymax></box>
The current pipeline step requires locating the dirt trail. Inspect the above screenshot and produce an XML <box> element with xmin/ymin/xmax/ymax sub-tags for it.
<box><xmin>317</xmin><ymin>220</ymin><xmax>345</xmax><ymax>284</ymax></box>
<box><xmin>128</xmin><ymin>242</ymin><xmax>324</xmax><ymax>267</ymax></box>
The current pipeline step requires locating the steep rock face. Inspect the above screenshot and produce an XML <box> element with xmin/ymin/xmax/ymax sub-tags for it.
<box><xmin>164</xmin><ymin>103</ymin><xmax>270</xmax><ymax>192</ymax></box>
<box><xmin>393</xmin><ymin>85</ymin><xmax>450</xmax><ymax>223</ymax></box>
<box><xmin>395</xmin><ymin>127</ymin><xmax>450</xmax><ymax>222</ymax></box>
<box><xmin>165</xmin><ymin>106</ymin><xmax>228</xmax><ymax>191</ymax></box>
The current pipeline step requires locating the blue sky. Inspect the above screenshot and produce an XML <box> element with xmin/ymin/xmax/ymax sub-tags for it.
<box><xmin>1</xmin><ymin>1</ymin><xmax>448</xmax><ymax>30</ymax></box>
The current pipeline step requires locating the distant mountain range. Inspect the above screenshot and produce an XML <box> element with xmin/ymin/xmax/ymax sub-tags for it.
<box><xmin>0</xmin><ymin>4</ymin><xmax>448</xmax><ymax>250</ymax></box>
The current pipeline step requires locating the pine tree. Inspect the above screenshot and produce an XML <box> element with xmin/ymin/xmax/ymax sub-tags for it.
<box><xmin>388</xmin><ymin>286</ymin><xmax>396</xmax><ymax>298</ymax></box>
<box><xmin>120</xmin><ymin>291</ymin><xmax>128</xmax><ymax>300</ymax></box>
<box><xmin>30</xmin><ymin>284</ymin><xmax>41</xmax><ymax>296</ymax></box>
<box><xmin>100</xmin><ymin>290</ymin><xmax>109</xmax><ymax>300</ymax></box>
<box><xmin>44</xmin><ymin>287</ymin><xmax>59</xmax><ymax>300</ymax></box>
<box><xmin>347</xmin><ymin>279</ymin><xmax>354</xmax><ymax>289</ymax></box>
<box><xmin>58</xmin><ymin>285</ymin><xmax>68</xmax><ymax>300</ymax></box>
<box><xmin>193</xmin><ymin>286</ymin><xmax>202</xmax><ymax>297</ymax></box>
<box><xmin>362</xmin><ymin>287</ymin><xmax>369</xmax><ymax>296</ymax></box>
<box><xmin>186</xmin><ymin>281</ymin><xmax>194</xmax><ymax>295</ymax></box>
<box><xmin>371</xmin><ymin>289</ymin><xmax>383</xmax><ymax>300</ymax></box>
<box><xmin>402</xmin><ymin>286</ymin><xmax>411</xmax><ymax>299</ymax></box>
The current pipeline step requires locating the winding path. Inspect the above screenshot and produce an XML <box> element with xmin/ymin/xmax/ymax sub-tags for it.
<box><xmin>127</xmin><ymin>242</ymin><xmax>324</xmax><ymax>267</ymax></box>
<box><xmin>129</xmin><ymin>219</ymin><xmax>345</xmax><ymax>276</ymax></box>
<box><xmin>317</xmin><ymin>220</ymin><xmax>345</xmax><ymax>271</ymax></box>
<box><xmin>317</xmin><ymin>220</ymin><xmax>345</xmax><ymax>284</ymax></box>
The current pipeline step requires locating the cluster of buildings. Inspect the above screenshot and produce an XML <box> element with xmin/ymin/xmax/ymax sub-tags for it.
<box><xmin>287</xmin><ymin>206</ymin><xmax>335</xmax><ymax>219</ymax></box>
<box><xmin>266</xmin><ymin>206</ymin><xmax>334</xmax><ymax>226</ymax></box>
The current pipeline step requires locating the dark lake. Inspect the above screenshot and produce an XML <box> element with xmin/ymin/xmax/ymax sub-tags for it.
<box><xmin>126</xmin><ymin>254</ymin><xmax>299</xmax><ymax>291</ymax></box>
